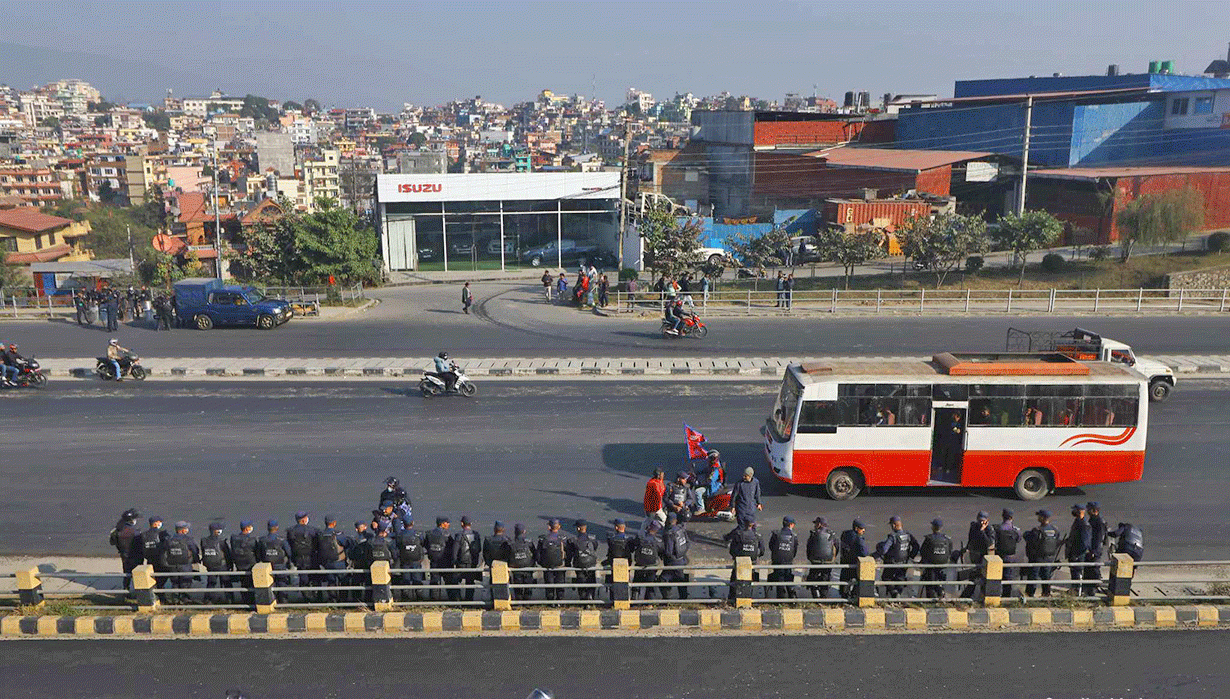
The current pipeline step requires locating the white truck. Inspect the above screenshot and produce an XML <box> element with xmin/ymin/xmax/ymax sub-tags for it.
<box><xmin>1006</xmin><ymin>327</ymin><xmax>1176</xmax><ymax>401</ymax></box>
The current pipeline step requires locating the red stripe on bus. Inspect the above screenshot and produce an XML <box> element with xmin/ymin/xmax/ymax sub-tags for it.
<box><xmin>787</xmin><ymin>450</ymin><xmax>1144</xmax><ymax>489</ymax></box>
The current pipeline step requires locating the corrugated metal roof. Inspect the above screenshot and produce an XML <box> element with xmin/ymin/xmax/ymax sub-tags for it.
<box><xmin>806</xmin><ymin>147</ymin><xmax>994</xmax><ymax>173</ymax></box>
<box><xmin>905</xmin><ymin>87</ymin><xmax>1151</xmax><ymax>105</ymax></box>
<box><xmin>29</xmin><ymin>258</ymin><xmax>132</xmax><ymax>275</ymax></box>
<box><xmin>1033</xmin><ymin>165</ymin><xmax>1230</xmax><ymax>181</ymax></box>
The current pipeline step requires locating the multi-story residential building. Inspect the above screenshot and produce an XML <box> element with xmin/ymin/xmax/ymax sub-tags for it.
<box><xmin>343</xmin><ymin>108</ymin><xmax>376</xmax><ymax>131</ymax></box>
<box><xmin>48</xmin><ymin>79</ymin><xmax>100</xmax><ymax>116</ymax></box>
<box><xmin>627</xmin><ymin>88</ymin><xmax>655</xmax><ymax>114</ymax></box>
<box><xmin>181</xmin><ymin>90</ymin><xmax>245</xmax><ymax>118</ymax></box>
<box><xmin>86</xmin><ymin>153</ymin><xmax>128</xmax><ymax>203</ymax></box>
<box><xmin>302</xmin><ymin>149</ymin><xmax>340</xmax><ymax>208</ymax></box>
<box><xmin>19</xmin><ymin>92</ymin><xmax>64</xmax><ymax>126</ymax></box>
<box><xmin>0</xmin><ymin>167</ymin><xmax>64</xmax><ymax>207</ymax></box>
<box><xmin>124</xmin><ymin>153</ymin><xmax>166</xmax><ymax>206</ymax></box>
<box><xmin>0</xmin><ymin>207</ymin><xmax>92</xmax><ymax>264</ymax></box>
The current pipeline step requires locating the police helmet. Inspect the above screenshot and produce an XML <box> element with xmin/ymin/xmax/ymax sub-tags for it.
<box><xmin>438</xmin><ymin>352</ymin><xmax>448</xmax><ymax>360</ymax></box>
<box><xmin>526</xmin><ymin>690</ymin><xmax>554</xmax><ymax>699</ymax></box>
<box><xmin>385</xmin><ymin>476</ymin><xmax>399</xmax><ymax>488</ymax></box>
<box><xmin>109</xmin><ymin>338</ymin><xmax>118</xmax><ymax>345</ymax></box>
<box><xmin>121</xmin><ymin>508</ymin><xmax>139</xmax><ymax>521</ymax></box>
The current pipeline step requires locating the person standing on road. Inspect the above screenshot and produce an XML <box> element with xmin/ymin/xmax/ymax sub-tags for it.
<box><xmin>536</xmin><ymin>518</ymin><xmax>570</xmax><ymax>601</ymax></box>
<box><xmin>605</xmin><ymin>519</ymin><xmax>632</xmax><ymax>568</ymax></box>
<box><xmin>1065</xmin><ymin>504</ymin><xmax>1093</xmax><ymax>596</ymax></box>
<box><xmin>730</xmin><ymin>467</ymin><xmax>763</xmax><ymax>524</ymax></box>
<box><xmin>995</xmin><ymin>509</ymin><xmax>1022</xmax><ymax>597</ymax></box>
<box><xmin>661</xmin><ymin>513</ymin><xmax>691</xmax><ymax>600</ymax></box>
<box><xmin>626</xmin><ymin>277</ymin><xmax>638</xmax><ymax>311</ymax></box>
<box><xmin>541</xmin><ymin>270</ymin><xmax>553</xmax><ymax>301</ymax></box>
<box><xmin>109</xmin><ymin>508</ymin><xmax>142</xmax><ymax>590</ymax></box>
<box><xmin>315</xmin><ymin>516</ymin><xmax>351</xmax><ymax>603</ymax></box>
<box><xmin>104</xmin><ymin>290</ymin><xmax>119</xmax><ymax>332</ymax></box>
<box><xmin>568</xmin><ymin>520</ymin><xmax>599</xmax><ymax>601</ymax></box>
<box><xmin>768</xmin><ymin>516</ymin><xmax>799</xmax><ymax>599</ymax></box>
<box><xmin>919</xmin><ymin>518</ymin><xmax>953</xmax><ymax>599</ymax></box>
<box><xmin>642</xmin><ymin>469</ymin><xmax>666</xmax><ymax>532</ymax></box>
<box><xmin>73</xmin><ymin>291</ymin><xmax>89</xmax><ymax>325</ymax></box>
<box><xmin>138</xmin><ymin>516</ymin><xmax>170</xmax><ymax>589</ymax></box>
<box><xmin>724</xmin><ymin>517</ymin><xmax>765</xmax><ymax>602</ymax></box>
<box><xmin>1111</xmin><ymin>522</ymin><xmax>1145</xmax><ymax>562</ymax></box>
<box><xmin>451</xmin><ymin>516</ymin><xmax>482</xmax><ymax>602</ymax></box>
<box><xmin>875</xmin><ymin>515</ymin><xmax>919</xmax><ymax>599</ymax></box>
<box><xmin>784</xmin><ymin>273</ymin><xmax>795</xmax><ymax>309</ymax></box>
<box><xmin>775</xmin><ymin>271</ymin><xmax>785</xmax><ymax>307</ymax></box>
<box><xmin>700</xmin><ymin>275</ymin><xmax>711</xmax><ymax>306</ymax></box>
<box><xmin>805</xmin><ymin>516</ymin><xmax>838</xmax><ymax>598</ymax></box>
<box><xmin>663</xmin><ymin>471</ymin><xmax>696</xmax><ymax>523</ymax></box>
<box><xmin>461</xmin><ymin>282</ymin><xmax>474</xmax><ymax>314</ymax></box>
<box><xmin>962</xmin><ymin>511</ymin><xmax>995</xmax><ymax>566</ymax></box>
<box><xmin>508</xmin><ymin>523</ymin><xmax>535</xmax><ymax>601</ymax></box>
<box><xmin>1086</xmin><ymin>502</ymin><xmax>1108</xmax><ymax>594</ymax></box>
<box><xmin>556</xmin><ymin>272</ymin><xmax>568</xmax><ymax>301</ymax></box>
<box><xmin>424</xmin><ymin>517</ymin><xmax>452</xmax><ymax>602</ymax></box>
<box><xmin>286</xmin><ymin>511</ymin><xmax>320</xmax><ymax>603</ymax></box>
<box><xmin>200</xmin><ymin>521</ymin><xmax>234</xmax><ymax>605</ymax></box>
<box><xmin>161</xmin><ymin>521</ymin><xmax>200</xmax><ymax>604</ymax></box>
<box><xmin>256</xmin><ymin>520</ymin><xmax>293</xmax><ymax>602</ymax></box>
<box><xmin>1024</xmin><ymin>509</ymin><xmax>1060</xmax><ymax>597</ymax></box>
<box><xmin>390</xmin><ymin>518</ymin><xmax>425</xmax><ymax>602</ymax></box>
<box><xmin>228</xmin><ymin>520</ymin><xmax>259</xmax><ymax>604</ymax></box>
<box><xmin>598</xmin><ymin>274</ymin><xmax>610</xmax><ymax>308</ymax></box>
<box><xmin>839</xmin><ymin>519</ymin><xmax>870</xmax><ymax>599</ymax></box>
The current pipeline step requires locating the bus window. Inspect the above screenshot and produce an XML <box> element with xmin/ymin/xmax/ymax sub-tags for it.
<box><xmin>932</xmin><ymin>384</ymin><xmax>968</xmax><ymax>401</ymax></box>
<box><xmin>1082</xmin><ymin>398</ymin><xmax>1116</xmax><ymax>426</ymax></box>
<box><xmin>797</xmin><ymin>401</ymin><xmax>837</xmax><ymax>434</ymax></box>
<box><xmin>770</xmin><ymin>373</ymin><xmax>803</xmax><ymax>440</ymax></box>
<box><xmin>900</xmin><ymin>397</ymin><xmax>931</xmax><ymax>425</ymax></box>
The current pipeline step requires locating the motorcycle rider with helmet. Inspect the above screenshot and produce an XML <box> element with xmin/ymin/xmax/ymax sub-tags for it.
<box><xmin>1</xmin><ymin>342</ymin><xmax>23</xmax><ymax>386</ymax></box>
<box><xmin>106</xmin><ymin>338</ymin><xmax>133</xmax><ymax>381</ymax></box>
<box><xmin>431</xmin><ymin>351</ymin><xmax>458</xmax><ymax>393</ymax></box>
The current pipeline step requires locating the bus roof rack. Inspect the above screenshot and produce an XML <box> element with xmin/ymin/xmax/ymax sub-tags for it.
<box><xmin>799</xmin><ymin>361</ymin><xmax>834</xmax><ymax>374</ymax></box>
<box><xmin>932</xmin><ymin>352</ymin><xmax>1091</xmax><ymax>376</ymax></box>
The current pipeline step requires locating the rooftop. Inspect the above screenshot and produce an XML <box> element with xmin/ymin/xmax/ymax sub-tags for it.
<box><xmin>0</xmin><ymin>208</ymin><xmax>73</xmax><ymax>233</ymax></box>
<box><xmin>1033</xmin><ymin>165</ymin><xmax>1230</xmax><ymax>181</ymax></box>
<box><xmin>807</xmin><ymin>147</ymin><xmax>995</xmax><ymax>173</ymax></box>
<box><xmin>789</xmin><ymin>357</ymin><xmax>1139</xmax><ymax>385</ymax></box>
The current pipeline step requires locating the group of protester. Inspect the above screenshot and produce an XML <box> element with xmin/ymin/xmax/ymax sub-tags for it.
<box><xmin>540</xmin><ymin>265</ymin><xmax>610</xmax><ymax>308</ymax></box>
<box><xmin>73</xmin><ymin>287</ymin><xmax>177</xmax><ymax>331</ymax></box>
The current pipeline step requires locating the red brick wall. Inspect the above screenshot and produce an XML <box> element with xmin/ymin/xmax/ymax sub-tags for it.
<box><xmin>753</xmin><ymin>120</ymin><xmax>865</xmax><ymax>147</ymax></box>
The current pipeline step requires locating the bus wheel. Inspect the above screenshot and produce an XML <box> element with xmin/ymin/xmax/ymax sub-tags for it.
<box><xmin>1149</xmin><ymin>379</ymin><xmax>1171</xmax><ymax>402</ymax></box>
<box><xmin>1013</xmin><ymin>469</ymin><xmax>1051</xmax><ymax>501</ymax></box>
<box><xmin>825</xmin><ymin>468</ymin><xmax>862</xmax><ymax>501</ymax></box>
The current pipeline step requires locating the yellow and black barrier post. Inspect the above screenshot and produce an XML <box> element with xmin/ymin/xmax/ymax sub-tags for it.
<box><xmin>489</xmin><ymin>560</ymin><xmax>512</xmax><ymax>611</ymax></box>
<box><xmin>610</xmin><ymin>559</ymin><xmax>631</xmax><ymax>610</ymax></box>
<box><xmin>980</xmin><ymin>554</ymin><xmax>1004</xmax><ymax>607</ymax></box>
<box><xmin>369</xmin><ymin>561</ymin><xmax>393</xmax><ymax>611</ymax></box>
<box><xmin>251</xmin><ymin>562</ymin><xmax>275</xmax><ymax>614</ymax></box>
<box><xmin>855</xmin><ymin>557</ymin><xmax>878</xmax><ymax>607</ymax></box>
<box><xmin>131</xmin><ymin>565</ymin><xmax>158</xmax><ymax>613</ymax></box>
<box><xmin>1108</xmin><ymin>553</ymin><xmax>1134</xmax><ymax>606</ymax></box>
<box><xmin>16</xmin><ymin>568</ymin><xmax>42</xmax><ymax>609</ymax></box>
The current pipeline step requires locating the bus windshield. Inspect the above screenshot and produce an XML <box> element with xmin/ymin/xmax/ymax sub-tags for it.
<box><xmin>770</xmin><ymin>371</ymin><xmax>802</xmax><ymax>440</ymax></box>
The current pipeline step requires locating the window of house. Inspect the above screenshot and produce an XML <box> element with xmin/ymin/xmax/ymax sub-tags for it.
<box><xmin>1194</xmin><ymin>96</ymin><xmax>1215</xmax><ymax>115</ymax></box>
<box><xmin>1171</xmin><ymin>98</ymin><xmax>1190</xmax><ymax>116</ymax></box>
<box><xmin>34</xmin><ymin>234</ymin><xmax>43</xmax><ymax>250</ymax></box>
<box><xmin>1</xmin><ymin>237</ymin><xmax>16</xmax><ymax>252</ymax></box>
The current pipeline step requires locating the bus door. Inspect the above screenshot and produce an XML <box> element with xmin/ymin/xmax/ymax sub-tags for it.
<box><xmin>930</xmin><ymin>407</ymin><xmax>967</xmax><ymax>484</ymax></box>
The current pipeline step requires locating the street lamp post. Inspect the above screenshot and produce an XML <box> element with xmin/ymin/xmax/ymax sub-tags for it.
<box><xmin>212</xmin><ymin>147</ymin><xmax>222</xmax><ymax>279</ymax></box>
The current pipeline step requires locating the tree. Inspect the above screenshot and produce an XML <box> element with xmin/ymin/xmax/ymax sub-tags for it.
<box><xmin>97</xmin><ymin>180</ymin><xmax>117</xmax><ymax>205</ymax></box>
<box><xmin>93</xmin><ymin>114</ymin><xmax>110</xmax><ymax>127</ymax></box>
<box><xmin>1115</xmin><ymin>187</ymin><xmax>1205</xmax><ymax>261</ymax></box>
<box><xmin>993</xmin><ymin>210</ymin><xmax>1063</xmax><ymax>285</ymax></box>
<box><xmin>0</xmin><ymin>249</ymin><xmax>28</xmax><ymax>291</ymax></box>
<box><xmin>282</xmin><ymin>100</ymin><xmax>303</xmax><ymax>113</ymax></box>
<box><xmin>87</xmin><ymin>100</ymin><xmax>116</xmax><ymax>112</ymax></box>
<box><xmin>134</xmin><ymin>185</ymin><xmax>167</xmax><ymax>231</ymax></box>
<box><xmin>899</xmin><ymin>212</ymin><xmax>989</xmax><ymax>288</ymax></box>
<box><xmin>231</xmin><ymin>199</ymin><xmax>379</xmax><ymax>285</ymax></box>
<box><xmin>142</xmin><ymin>111</ymin><xmax>171</xmax><ymax>131</ymax></box>
<box><xmin>724</xmin><ymin>225</ymin><xmax>791</xmax><ymax>273</ymax></box>
<box><xmin>303</xmin><ymin>98</ymin><xmax>321</xmax><ymax>114</ymax></box>
<box><xmin>815</xmin><ymin>228</ymin><xmax>887</xmax><ymax>289</ymax></box>
<box><xmin>640</xmin><ymin>202</ymin><xmax>702</xmax><ymax>279</ymax></box>
<box><xmin>240</xmin><ymin>94</ymin><xmax>279</xmax><ymax>122</ymax></box>
<box><xmin>408</xmin><ymin>132</ymin><xmax>428</xmax><ymax>149</ymax></box>
<box><xmin>38</xmin><ymin>116</ymin><xmax>60</xmax><ymax>129</ymax></box>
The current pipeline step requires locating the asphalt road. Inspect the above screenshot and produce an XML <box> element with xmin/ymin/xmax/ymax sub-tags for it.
<box><xmin>2</xmin><ymin>631</ymin><xmax>1226</xmax><ymax>698</ymax></box>
<box><xmin>1</xmin><ymin>380</ymin><xmax>1226</xmax><ymax>560</ymax></box>
<box><xmin>6</xmin><ymin>282</ymin><xmax>1230</xmax><ymax>358</ymax></box>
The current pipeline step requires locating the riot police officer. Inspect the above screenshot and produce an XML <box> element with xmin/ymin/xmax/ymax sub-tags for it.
<box><xmin>630</xmin><ymin>519</ymin><xmax>664</xmax><ymax>600</ymax></box>
<box><xmin>919</xmin><ymin>518</ymin><xmax>953</xmax><ymax>599</ymax></box>
<box><xmin>1065</xmin><ymin>504</ymin><xmax>1094</xmax><ymax>596</ymax></box>
<box><xmin>109</xmin><ymin>508</ymin><xmax>142</xmax><ymax>590</ymax></box>
<box><xmin>661</xmin><ymin>513</ymin><xmax>691</xmax><ymax>600</ymax></box>
<box><xmin>768</xmin><ymin>516</ymin><xmax>799</xmax><ymax>599</ymax></box>
<box><xmin>286</xmin><ymin>511</ymin><xmax>320</xmax><ymax>602</ymax></box>
<box><xmin>484</xmin><ymin>522</ymin><xmax>512</xmax><ymax>567</ymax></box>
<box><xmin>200</xmin><ymin>521</ymin><xmax>234</xmax><ymax>604</ymax></box>
<box><xmin>1024</xmin><ymin>509</ymin><xmax>1061</xmax><ymax>596</ymax></box>
<box><xmin>451</xmin><ymin>516</ymin><xmax>482</xmax><ymax>602</ymax></box>
<box><xmin>424</xmin><ymin>517</ymin><xmax>452</xmax><ymax>602</ymax></box>
<box><xmin>568</xmin><ymin>520</ymin><xmax>600</xmax><ymax>601</ymax></box>
<box><xmin>1112</xmin><ymin>522</ymin><xmax>1144</xmax><ymax>562</ymax></box>
<box><xmin>508</xmin><ymin>523</ymin><xmax>535</xmax><ymax>601</ymax></box>
<box><xmin>256</xmin><ymin>520</ymin><xmax>293</xmax><ymax>602</ymax></box>
<box><xmin>161</xmin><ymin>521</ymin><xmax>200</xmax><ymax>604</ymax></box>
<box><xmin>875</xmin><ymin>516</ymin><xmax>919</xmax><ymax>599</ymax></box>
<box><xmin>839</xmin><ymin>519</ymin><xmax>870</xmax><ymax>600</ymax></box>
<box><xmin>994</xmin><ymin>509</ymin><xmax>1022</xmax><ymax>597</ymax></box>
<box><xmin>1086</xmin><ymin>502</ymin><xmax>1109</xmax><ymax>595</ymax></box>
<box><xmin>805</xmin><ymin>516</ymin><xmax>838</xmax><ymax>599</ymax></box>
<box><xmin>228</xmin><ymin>520</ymin><xmax>259</xmax><ymax>604</ymax></box>
<box><xmin>724</xmin><ymin>517</ymin><xmax>765</xmax><ymax>602</ymax></box>
<box><xmin>537</xmin><ymin>519</ymin><xmax>570</xmax><ymax>601</ymax></box>
<box><xmin>315</xmin><ymin>516</ymin><xmax>352</xmax><ymax>603</ymax></box>
<box><xmin>388</xmin><ymin>518</ymin><xmax>424</xmax><ymax>601</ymax></box>
<box><xmin>138</xmin><ymin>516</ymin><xmax>169</xmax><ymax>589</ymax></box>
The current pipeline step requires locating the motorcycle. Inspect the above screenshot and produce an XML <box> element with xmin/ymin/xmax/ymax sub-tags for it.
<box><xmin>419</xmin><ymin>363</ymin><xmax>476</xmax><ymax>398</ymax></box>
<box><xmin>95</xmin><ymin>354</ymin><xmax>147</xmax><ymax>381</ymax></box>
<box><xmin>2</xmin><ymin>357</ymin><xmax>47</xmax><ymax>389</ymax></box>
<box><xmin>682</xmin><ymin>465</ymin><xmax>735</xmax><ymax>521</ymax></box>
<box><xmin>661</xmin><ymin>314</ymin><xmax>708</xmax><ymax>339</ymax></box>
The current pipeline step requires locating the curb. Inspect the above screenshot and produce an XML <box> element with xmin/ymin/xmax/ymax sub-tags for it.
<box><xmin>2</xmin><ymin>605</ymin><xmax>1226</xmax><ymax>638</ymax></box>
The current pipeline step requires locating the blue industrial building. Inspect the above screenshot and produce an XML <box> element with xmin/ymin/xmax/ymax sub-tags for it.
<box><xmin>896</xmin><ymin>71</ymin><xmax>1230</xmax><ymax>168</ymax></box>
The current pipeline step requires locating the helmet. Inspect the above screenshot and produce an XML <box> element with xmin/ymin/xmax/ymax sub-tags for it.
<box><xmin>385</xmin><ymin>476</ymin><xmax>399</xmax><ymax>488</ymax></box>
<box><xmin>109</xmin><ymin>338</ymin><xmax>118</xmax><ymax>345</ymax></box>
<box><xmin>121</xmin><ymin>508</ymin><xmax>139</xmax><ymax>521</ymax></box>
<box><xmin>438</xmin><ymin>352</ymin><xmax>448</xmax><ymax>360</ymax></box>
<box><xmin>7</xmin><ymin>343</ymin><xmax>15</xmax><ymax>351</ymax></box>
<box><xmin>707</xmin><ymin>450</ymin><xmax>721</xmax><ymax>461</ymax></box>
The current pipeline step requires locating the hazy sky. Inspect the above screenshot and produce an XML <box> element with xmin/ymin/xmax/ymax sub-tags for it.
<box><xmin>3</xmin><ymin>0</ymin><xmax>1228</xmax><ymax>109</ymax></box>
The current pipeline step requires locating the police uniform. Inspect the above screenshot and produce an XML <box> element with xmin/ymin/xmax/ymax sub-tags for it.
<box><xmin>1113</xmin><ymin>523</ymin><xmax>1144</xmax><ymax>562</ymax></box>
<box><xmin>1065</xmin><ymin>506</ymin><xmax>1093</xmax><ymax>597</ymax></box>
<box><xmin>138</xmin><ymin>519</ymin><xmax>170</xmax><ymax>588</ymax></box>
<box><xmin>199</xmin><ymin>523</ymin><xmax>234</xmax><ymax>604</ymax></box>
<box><xmin>919</xmin><ymin>519</ymin><xmax>954</xmax><ymax>599</ymax></box>
<box><xmin>389</xmin><ymin>523</ymin><xmax>425</xmax><ymax>601</ymax></box>
<box><xmin>161</xmin><ymin>523</ymin><xmax>200</xmax><ymax>604</ymax></box>
<box><xmin>661</xmin><ymin>516</ymin><xmax>691</xmax><ymax>600</ymax></box>
<box><xmin>1086</xmin><ymin>503</ymin><xmax>1108</xmax><ymax>595</ymax></box>
<box><xmin>423</xmin><ymin>519</ymin><xmax>452</xmax><ymax>602</ymax></box>
<box><xmin>286</xmin><ymin>513</ymin><xmax>321</xmax><ymax>602</ymax></box>
<box><xmin>109</xmin><ymin>511</ymin><xmax>142</xmax><ymax>590</ymax></box>
<box><xmin>631</xmin><ymin>524</ymin><xmax>665</xmax><ymax>600</ymax></box>
<box><xmin>805</xmin><ymin>518</ymin><xmax>838</xmax><ymax>599</ymax></box>
<box><xmin>315</xmin><ymin>519</ymin><xmax>352</xmax><ymax>603</ymax></box>
<box><xmin>256</xmin><ymin>521</ymin><xmax>293</xmax><ymax>603</ymax></box>
<box><xmin>839</xmin><ymin>521</ymin><xmax>870</xmax><ymax>598</ymax></box>
<box><xmin>508</xmin><ymin>525</ymin><xmax>535</xmax><ymax>601</ymax></box>
<box><xmin>536</xmin><ymin>521</ymin><xmax>570</xmax><ymax>601</ymax></box>
<box><xmin>994</xmin><ymin>510</ymin><xmax>1022</xmax><ymax>597</ymax></box>
<box><xmin>768</xmin><ymin>518</ymin><xmax>799</xmax><ymax>599</ymax></box>
<box><xmin>228</xmin><ymin>522</ymin><xmax>260</xmax><ymax>604</ymax></box>
<box><xmin>1024</xmin><ymin>511</ymin><xmax>1061</xmax><ymax>596</ymax></box>
<box><xmin>451</xmin><ymin>517</ymin><xmax>482</xmax><ymax>602</ymax></box>
<box><xmin>876</xmin><ymin>517</ymin><xmax>919</xmax><ymax>599</ymax></box>
<box><xmin>724</xmin><ymin>521</ymin><xmax>765</xmax><ymax>602</ymax></box>
<box><xmin>568</xmin><ymin>521</ymin><xmax>600</xmax><ymax>601</ymax></box>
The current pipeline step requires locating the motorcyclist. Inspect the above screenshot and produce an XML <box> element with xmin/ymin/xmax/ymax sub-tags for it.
<box><xmin>1</xmin><ymin>342</ymin><xmax>22</xmax><ymax>386</ymax></box>
<box><xmin>695</xmin><ymin>451</ymin><xmax>725</xmax><ymax>512</ymax></box>
<box><xmin>431</xmin><ymin>351</ymin><xmax>458</xmax><ymax>393</ymax></box>
<box><xmin>106</xmin><ymin>338</ymin><xmax>132</xmax><ymax>381</ymax></box>
<box><xmin>379</xmin><ymin>477</ymin><xmax>412</xmax><ymax>522</ymax></box>
<box><xmin>663</xmin><ymin>299</ymin><xmax>684</xmax><ymax>335</ymax></box>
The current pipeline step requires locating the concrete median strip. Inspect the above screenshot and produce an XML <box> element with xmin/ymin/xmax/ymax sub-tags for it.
<box><xmin>2</xmin><ymin>605</ymin><xmax>1228</xmax><ymax>639</ymax></box>
<box><xmin>33</xmin><ymin>355</ymin><xmax>1230</xmax><ymax>381</ymax></box>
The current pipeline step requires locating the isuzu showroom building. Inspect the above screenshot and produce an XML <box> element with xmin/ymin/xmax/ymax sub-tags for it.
<box><xmin>375</xmin><ymin>172</ymin><xmax>621</xmax><ymax>272</ymax></box>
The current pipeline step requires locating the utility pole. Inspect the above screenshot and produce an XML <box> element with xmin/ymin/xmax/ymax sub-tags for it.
<box><xmin>126</xmin><ymin>225</ymin><xmax>134</xmax><ymax>275</ymax></box>
<box><xmin>617</xmin><ymin>118</ymin><xmax>632</xmax><ymax>270</ymax></box>
<box><xmin>1016</xmin><ymin>95</ymin><xmax>1033</xmax><ymax>216</ymax></box>
<box><xmin>212</xmin><ymin>146</ymin><xmax>222</xmax><ymax>279</ymax></box>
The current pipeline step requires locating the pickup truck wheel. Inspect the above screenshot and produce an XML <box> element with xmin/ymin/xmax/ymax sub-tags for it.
<box><xmin>257</xmin><ymin>314</ymin><xmax>275</xmax><ymax>330</ymax></box>
<box><xmin>707</xmin><ymin>253</ymin><xmax>724</xmax><ymax>267</ymax></box>
<box><xmin>1149</xmin><ymin>379</ymin><xmax>1172</xmax><ymax>402</ymax></box>
<box><xmin>195</xmin><ymin>314</ymin><xmax>214</xmax><ymax>330</ymax></box>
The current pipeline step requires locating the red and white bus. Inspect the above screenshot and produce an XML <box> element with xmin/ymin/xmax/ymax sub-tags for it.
<box><xmin>764</xmin><ymin>353</ymin><xmax>1147</xmax><ymax>501</ymax></box>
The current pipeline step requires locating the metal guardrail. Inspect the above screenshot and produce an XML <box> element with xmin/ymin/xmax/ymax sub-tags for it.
<box><xmin>612</xmin><ymin>288</ymin><xmax>1230</xmax><ymax>316</ymax></box>
<box><xmin>6</xmin><ymin>556</ymin><xmax>1225</xmax><ymax>612</ymax></box>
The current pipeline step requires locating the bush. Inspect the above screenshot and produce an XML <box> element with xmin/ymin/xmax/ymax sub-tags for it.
<box><xmin>1040</xmin><ymin>252</ymin><xmax>1066</xmax><ymax>272</ymax></box>
<box><xmin>1208</xmin><ymin>231</ymin><xmax>1230</xmax><ymax>253</ymax></box>
<box><xmin>1089</xmin><ymin>245</ymin><xmax>1111</xmax><ymax>261</ymax></box>
<box><xmin>964</xmin><ymin>255</ymin><xmax>985</xmax><ymax>275</ymax></box>
<box><xmin>618</xmin><ymin>267</ymin><xmax>639</xmax><ymax>281</ymax></box>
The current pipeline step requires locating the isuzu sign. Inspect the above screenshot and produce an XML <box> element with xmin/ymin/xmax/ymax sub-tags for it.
<box><xmin>398</xmin><ymin>183</ymin><xmax>442</xmax><ymax>193</ymax></box>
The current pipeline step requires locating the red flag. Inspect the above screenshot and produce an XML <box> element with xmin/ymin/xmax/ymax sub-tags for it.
<box><xmin>684</xmin><ymin>424</ymin><xmax>708</xmax><ymax>460</ymax></box>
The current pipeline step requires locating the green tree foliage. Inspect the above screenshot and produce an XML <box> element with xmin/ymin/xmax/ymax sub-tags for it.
<box><xmin>231</xmin><ymin>199</ymin><xmax>379</xmax><ymax>285</ymax></box>
<box><xmin>640</xmin><ymin>202</ymin><xmax>702</xmax><ymax>278</ymax></box>
<box><xmin>281</xmin><ymin>100</ymin><xmax>303</xmax><ymax>113</ymax></box>
<box><xmin>814</xmin><ymin>228</ymin><xmax>887</xmax><ymax>289</ymax></box>
<box><xmin>899</xmin><ymin>212</ymin><xmax>990</xmax><ymax>288</ymax></box>
<box><xmin>0</xmin><ymin>250</ymin><xmax>28</xmax><ymax>291</ymax></box>
<box><xmin>97</xmin><ymin>180</ymin><xmax>118</xmax><ymax>205</ymax></box>
<box><xmin>240</xmin><ymin>95</ymin><xmax>280</xmax><ymax>122</ymax></box>
<box><xmin>993</xmin><ymin>209</ymin><xmax>1063</xmax><ymax>285</ymax></box>
<box><xmin>142</xmin><ymin>110</ymin><xmax>171</xmax><ymax>131</ymax></box>
<box><xmin>724</xmin><ymin>225</ymin><xmax>792</xmax><ymax>273</ymax></box>
<box><xmin>1115</xmin><ymin>187</ymin><xmax>1205</xmax><ymax>261</ymax></box>
<box><xmin>39</xmin><ymin>116</ymin><xmax>60</xmax><ymax>129</ymax></box>
<box><xmin>303</xmin><ymin>98</ymin><xmax>321</xmax><ymax>114</ymax></box>
<box><xmin>87</xmin><ymin>100</ymin><xmax>116</xmax><ymax>112</ymax></box>
<box><xmin>133</xmin><ymin>185</ymin><xmax>167</xmax><ymax>231</ymax></box>
<box><xmin>408</xmin><ymin>132</ymin><xmax>428</xmax><ymax>149</ymax></box>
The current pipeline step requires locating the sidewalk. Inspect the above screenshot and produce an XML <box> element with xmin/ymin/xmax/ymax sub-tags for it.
<box><xmin>27</xmin><ymin>354</ymin><xmax>1230</xmax><ymax>380</ymax></box>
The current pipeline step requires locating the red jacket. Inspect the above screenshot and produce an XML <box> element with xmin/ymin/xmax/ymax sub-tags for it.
<box><xmin>643</xmin><ymin>477</ymin><xmax>665</xmax><ymax>514</ymax></box>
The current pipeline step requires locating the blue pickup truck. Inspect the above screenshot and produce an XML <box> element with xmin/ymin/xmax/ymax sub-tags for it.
<box><xmin>173</xmin><ymin>278</ymin><xmax>293</xmax><ymax>330</ymax></box>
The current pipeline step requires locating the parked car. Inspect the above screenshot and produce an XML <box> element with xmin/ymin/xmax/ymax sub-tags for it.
<box><xmin>449</xmin><ymin>234</ymin><xmax>476</xmax><ymax>256</ymax></box>
<box><xmin>417</xmin><ymin>247</ymin><xmax>439</xmax><ymax>262</ymax></box>
<box><xmin>486</xmin><ymin>237</ymin><xmax>517</xmax><ymax>256</ymax></box>
<box><xmin>697</xmin><ymin>246</ymin><xmax>729</xmax><ymax>267</ymax></box>
<box><xmin>522</xmin><ymin>239</ymin><xmax>592</xmax><ymax>267</ymax></box>
<box><xmin>173</xmin><ymin>278</ymin><xmax>293</xmax><ymax>331</ymax></box>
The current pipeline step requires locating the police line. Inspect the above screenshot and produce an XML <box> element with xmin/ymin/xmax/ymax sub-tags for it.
<box><xmin>8</xmin><ymin>556</ymin><xmax>1229</xmax><ymax>613</ymax></box>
